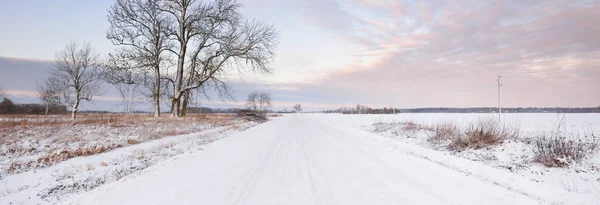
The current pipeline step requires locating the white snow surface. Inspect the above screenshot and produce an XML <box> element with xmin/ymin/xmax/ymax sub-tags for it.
<box><xmin>1</xmin><ymin>122</ymin><xmax>257</xmax><ymax>205</ymax></box>
<box><xmin>310</xmin><ymin>113</ymin><xmax>600</xmax><ymax>198</ymax></box>
<box><xmin>63</xmin><ymin>115</ymin><xmax>594</xmax><ymax>205</ymax></box>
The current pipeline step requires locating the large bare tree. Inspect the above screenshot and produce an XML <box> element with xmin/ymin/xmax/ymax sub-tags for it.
<box><xmin>47</xmin><ymin>43</ymin><xmax>102</xmax><ymax>120</ymax></box>
<box><xmin>159</xmin><ymin>0</ymin><xmax>278</xmax><ymax>117</ymax></box>
<box><xmin>107</xmin><ymin>0</ymin><xmax>171</xmax><ymax>117</ymax></box>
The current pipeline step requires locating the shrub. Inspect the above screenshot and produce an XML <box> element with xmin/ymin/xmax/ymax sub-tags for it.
<box><xmin>531</xmin><ymin>126</ymin><xmax>598</xmax><ymax>167</ymax></box>
<box><xmin>450</xmin><ymin>118</ymin><xmax>519</xmax><ymax>150</ymax></box>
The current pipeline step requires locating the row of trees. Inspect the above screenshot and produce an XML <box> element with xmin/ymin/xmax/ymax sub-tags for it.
<box><xmin>0</xmin><ymin>98</ymin><xmax>67</xmax><ymax>115</ymax></box>
<box><xmin>322</xmin><ymin>105</ymin><xmax>398</xmax><ymax>114</ymax></box>
<box><xmin>38</xmin><ymin>0</ymin><xmax>278</xmax><ymax>120</ymax></box>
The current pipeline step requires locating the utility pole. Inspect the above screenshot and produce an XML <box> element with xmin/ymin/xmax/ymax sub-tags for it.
<box><xmin>497</xmin><ymin>75</ymin><xmax>502</xmax><ymax>120</ymax></box>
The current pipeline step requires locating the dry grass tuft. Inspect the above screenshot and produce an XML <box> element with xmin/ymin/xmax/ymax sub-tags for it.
<box><xmin>126</xmin><ymin>139</ymin><xmax>141</xmax><ymax>145</ymax></box>
<box><xmin>449</xmin><ymin>118</ymin><xmax>519</xmax><ymax>151</ymax></box>
<box><xmin>430</xmin><ymin>123</ymin><xmax>459</xmax><ymax>142</ymax></box>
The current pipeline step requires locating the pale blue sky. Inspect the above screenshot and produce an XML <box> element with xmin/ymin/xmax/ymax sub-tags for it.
<box><xmin>1</xmin><ymin>0</ymin><xmax>599</xmax><ymax>111</ymax></box>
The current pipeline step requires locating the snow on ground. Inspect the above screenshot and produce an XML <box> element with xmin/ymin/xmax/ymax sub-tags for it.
<box><xmin>309</xmin><ymin>113</ymin><xmax>600</xmax><ymax>198</ymax></box>
<box><xmin>0</xmin><ymin>114</ymin><xmax>238</xmax><ymax>177</ymax></box>
<box><xmin>0</xmin><ymin>114</ymin><xmax>258</xmax><ymax>205</ymax></box>
<box><xmin>63</xmin><ymin>115</ymin><xmax>594</xmax><ymax>205</ymax></box>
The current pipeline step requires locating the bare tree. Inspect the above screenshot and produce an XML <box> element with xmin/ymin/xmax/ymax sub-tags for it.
<box><xmin>246</xmin><ymin>91</ymin><xmax>259</xmax><ymax>111</ymax></box>
<box><xmin>103</xmin><ymin>51</ymin><xmax>149</xmax><ymax>113</ymax></box>
<box><xmin>37</xmin><ymin>80</ymin><xmax>62</xmax><ymax>116</ymax></box>
<box><xmin>0</xmin><ymin>87</ymin><xmax>6</xmax><ymax>99</ymax></box>
<box><xmin>107</xmin><ymin>0</ymin><xmax>171</xmax><ymax>117</ymax></box>
<box><xmin>293</xmin><ymin>104</ymin><xmax>302</xmax><ymax>113</ymax></box>
<box><xmin>47</xmin><ymin>43</ymin><xmax>102</xmax><ymax>120</ymax></box>
<box><xmin>246</xmin><ymin>91</ymin><xmax>271</xmax><ymax>114</ymax></box>
<box><xmin>159</xmin><ymin>0</ymin><xmax>278</xmax><ymax>117</ymax></box>
<box><xmin>258</xmin><ymin>92</ymin><xmax>272</xmax><ymax>112</ymax></box>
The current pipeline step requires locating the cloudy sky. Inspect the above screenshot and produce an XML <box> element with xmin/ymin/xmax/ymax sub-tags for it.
<box><xmin>0</xmin><ymin>0</ymin><xmax>599</xmax><ymax>111</ymax></box>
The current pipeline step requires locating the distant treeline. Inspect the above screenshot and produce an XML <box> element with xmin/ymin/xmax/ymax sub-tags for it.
<box><xmin>0</xmin><ymin>98</ymin><xmax>67</xmax><ymax>115</ymax></box>
<box><xmin>322</xmin><ymin>106</ymin><xmax>600</xmax><ymax>114</ymax></box>
<box><xmin>400</xmin><ymin>107</ymin><xmax>600</xmax><ymax>113</ymax></box>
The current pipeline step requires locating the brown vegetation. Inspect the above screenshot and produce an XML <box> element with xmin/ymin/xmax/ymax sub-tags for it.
<box><xmin>430</xmin><ymin>123</ymin><xmax>459</xmax><ymax>142</ymax></box>
<box><xmin>531</xmin><ymin>124</ymin><xmax>598</xmax><ymax>167</ymax></box>
<box><xmin>449</xmin><ymin>119</ymin><xmax>520</xmax><ymax>150</ymax></box>
<box><xmin>1</xmin><ymin>113</ymin><xmax>243</xmax><ymax>175</ymax></box>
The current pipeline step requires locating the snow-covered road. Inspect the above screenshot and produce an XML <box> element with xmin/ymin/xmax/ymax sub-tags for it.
<box><xmin>64</xmin><ymin>115</ymin><xmax>594</xmax><ymax>205</ymax></box>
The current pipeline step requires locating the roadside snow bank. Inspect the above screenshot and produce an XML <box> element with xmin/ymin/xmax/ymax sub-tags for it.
<box><xmin>0</xmin><ymin>122</ymin><xmax>256</xmax><ymax>205</ymax></box>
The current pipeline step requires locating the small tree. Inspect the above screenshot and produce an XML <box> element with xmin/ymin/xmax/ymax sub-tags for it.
<box><xmin>46</xmin><ymin>43</ymin><xmax>103</xmax><ymax>120</ymax></box>
<box><xmin>246</xmin><ymin>92</ymin><xmax>259</xmax><ymax>111</ymax></box>
<box><xmin>246</xmin><ymin>92</ymin><xmax>272</xmax><ymax>115</ymax></box>
<box><xmin>293</xmin><ymin>104</ymin><xmax>302</xmax><ymax>113</ymax></box>
<box><xmin>103</xmin><ymin>52</ymin><xmax>145</xmax><ymax>113</ymax></box>
<box><xmin>37</xmin><ymin>80</ymin><xmax>63</xmax><ymax>116</ymax></box>
<box><xmin>258</xmin><ymin>93</ymin><xmax>272</xmax><ymax>113</ymax></box>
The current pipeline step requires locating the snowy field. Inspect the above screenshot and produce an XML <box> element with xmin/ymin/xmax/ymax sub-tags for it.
<box><xmin>310</xmin><ymin>113</ymin><xmax>600</xmax><ymax>198</ymax></box>
<box><xmin>308</xmin><ymin>113</ymin><xmax>600</xmax><ymax>133</ymax></box>
<box><xmin>62</xmin><ymin>115</ymin><xmax>595</xmax><ymax>205</ymax></box>
<box><xmin>0</xmin><ymin>114</ymin><xmax>258</xmax><ymax>204</ymax></box>
<box><xmin>1</xmin><ymin>113</ymin><xmax>598</xmax><ymax>204</ymax></box>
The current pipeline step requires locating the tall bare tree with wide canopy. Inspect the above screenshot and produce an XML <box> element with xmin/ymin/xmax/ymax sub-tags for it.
<box><xmin>107</xmin><ymin>0</ymin><xmax>171</xmax><ymax>117</ymax></box>
<box><xmin>159</xmin><ymin>0</ymin><xmax>278</xmax><ymax>117</ymax></box>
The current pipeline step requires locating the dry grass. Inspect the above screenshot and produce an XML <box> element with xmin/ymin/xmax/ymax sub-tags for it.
<box><xmin>0</xmin><ymin>113</ymin><xmax>238</xmax><ymax>129</ymax></box>
<box><xmin>531</xmin><ymin>120</ymin><xmax>598</xmax><ymax>167</ymax></box>
<box><xmin>1</xmin><ymin>113</ymin><xmax>243</xmax><ymax>175</ymax></box>
<box><xmin>371</xmin><ymin>121</ymin><xmax>433</xmax><ymax>138</ymax></box>
<box><xmin>400</xmin><ymin>121</ymin><xmax>432</xmax><ymax>132</ymax></box>
<box><xmin>449</xmin><ymin>118</ymin><xmax>520</xmax><ymax>151</ymax></box>
<box><xmin>126</xmin><ymin>139</ymin><xmax>141</xmax><ymax>145</ymax></box>
<box><xmin>430</xmin><ymin>123</ymin><xmax>460</xmax><ymax>142</ymax></box>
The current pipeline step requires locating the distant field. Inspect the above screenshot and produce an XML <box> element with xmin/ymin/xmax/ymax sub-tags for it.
<box><xmin>308</xmin><ymin>113</ymin><xmax>600</xmax><ymax>134</ymax></box>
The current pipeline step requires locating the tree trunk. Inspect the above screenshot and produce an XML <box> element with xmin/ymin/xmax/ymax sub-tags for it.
<box><xmin>45</xmin><ymin>104</ymin><xmax>49</xmax><ymax>116</ymax></box>
<box><xmin>171</xmin><ymin>97</ymin><xmax>179</xmax><ymax>117</ymax></box>
<box><xmin>171</xmin><ymin>8</ymin><xmax>187</xmax><ymax>118</ymax></box>
<box><xmin>71</xmin><ymin>98</ymin><xmax>81</xmax><ymax>120</ymax></box>
<box><xmin>181</xmin><ymin>91</ymin><xmax>190</xmax><ymax>116</ymax></box>
<box><xmin>154</xmin><ymin>99</ymin><xmax>161</xmax><ymax>118</ymax></box>
<box><xmin>154</xmin><ymin>74</ymin><xmax>161</xmax><ymax>118</ymax></box>
<box><xmin>180</xmin><ymin>60</ymin><xmax>196</xmax><ymax>117</ymax></box>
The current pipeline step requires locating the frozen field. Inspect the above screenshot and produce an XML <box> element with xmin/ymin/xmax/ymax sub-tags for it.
<box><xmin>62</xmin><ymin>114</ymin><xmax>595</xmax><ymax>205</ymax></box>
<box><xmin>308</xmin><ymin>113</ymin><xmax>600</xmax><ymax>134</ymax></box>
<box><xmin>2</xmin><ymin>113</ymin><xmax>598</xmax><ymax>205</ymax></box>
<box><xmin>310</xmin><ymin>113</ymin><xmax>600</xmax><ymax>198</ymax></box>
<box><xmin>0</xmin><ymin>114</ymin><xmax>258</xmax><ymax>204</ymax></box>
